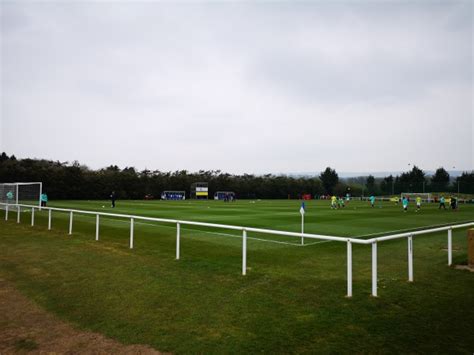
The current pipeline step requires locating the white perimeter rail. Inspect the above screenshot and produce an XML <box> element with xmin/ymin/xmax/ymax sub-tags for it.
<box><xmin>2</xmin><ymin>202</ymin><xmax>473</xmax><ymax>298</ymax></box>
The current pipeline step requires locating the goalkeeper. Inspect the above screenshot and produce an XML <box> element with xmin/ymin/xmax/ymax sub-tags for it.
<box><xmin>6</xmin><ymin>191</ymin><xmax>13</xmax><ymax>203</ymax></box>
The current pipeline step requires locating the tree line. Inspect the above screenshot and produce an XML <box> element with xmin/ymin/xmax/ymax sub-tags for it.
<box><xmin>0</xmin><ymin>153</ymin><xmax>472</xmax><ymax>200</ymax></box>
<box><xmin>371</xmin><ymin>166</ymin><xmax>474</xmax><ymax>196</ymax></box>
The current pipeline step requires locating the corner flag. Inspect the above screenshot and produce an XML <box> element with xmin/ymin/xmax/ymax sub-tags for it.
<box><xmin>300</xmin><ymin>202</ymin><xmax>305</xmax><ymax>215</ymax></box>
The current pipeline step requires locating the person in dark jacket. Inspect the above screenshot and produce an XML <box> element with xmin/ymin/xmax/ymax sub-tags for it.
<box><xmin>110</xmin><ymin>191</ymin><xmax>116</xmax><ymax>208</ymax></box>
<box><xmin>450</xmin><ymin>197</ymin><xmax>458</xmax><ymax>211</ymax></box>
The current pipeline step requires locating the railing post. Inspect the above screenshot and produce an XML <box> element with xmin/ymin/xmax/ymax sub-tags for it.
<box><xmin>242</xmin><ymin>229</ymin><xmax>247</xmax><ymax>275</ymax></box>
<box><xmin>95</xmin><ymin>214</ymin><xmax>99</xmax><ymax>241</ymax></box>
<box><xmin>176</xmin><ymin>222</ymin><xmax>180</xmax><ymax>260</ymax></box>
<box><xmin>48</xmin><ymin>209</ymin><xmax>52</xmax><ymax>230</ymax></box>
<box><xmin>448</xmin><ymin>228</ymin><xmax>452</xmax><ymax>266</ymax></box>
<box><xmin>371</xmin><ymin>241</ymin><xmax>378</xmax><ymax>297</ymax></box>
<box><xmin>347</xmin><ymin>240</ymin><xmax>352</xmax><ymax>297</ymax></box>
<box><xmin>408</xmin><ymin>235</ymin><xmax>413</xmax><ymax>282</ymax></box>
<box><xmin>68</xmin><ymin>211</ymin><xmax>73</xmax><ymax>235</ymax></box>
<box><xmin>17</xmin><ymin>206</ymin><xmax>20</xmax><ymax>224</ymax></box>
<box><xmin>5</xmin><ymin>205</ymin><xmax>8</xmax><ymax>221</ymax></box>
<box><xmin>130</xmin><ymin>218</ymin><xmax>134</xmax><ymax>249</ymax></box>
<box><xmin>31</xmin><ymin>207</ymin><xmax>35</xmax><ymax>226</ymax></box>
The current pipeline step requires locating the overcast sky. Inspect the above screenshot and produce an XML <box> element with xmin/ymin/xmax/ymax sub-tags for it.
<box><xmin>1</xmin><ymin>1</ymin><xmax>473</xmax><ymax>174</ymax></box>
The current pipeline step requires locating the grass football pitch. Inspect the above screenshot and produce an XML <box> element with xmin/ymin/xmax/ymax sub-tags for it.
<box><xmin>1</xmin><ymin>199</ymin><xmax>473</xmax><ymax>353</ymax></box>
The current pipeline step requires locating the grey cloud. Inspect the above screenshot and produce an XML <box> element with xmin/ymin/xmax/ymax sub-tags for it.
<box><xmin>1</xmin><ymin>1</ymin><xmax>472</xmax><ymax>172</ymax></box>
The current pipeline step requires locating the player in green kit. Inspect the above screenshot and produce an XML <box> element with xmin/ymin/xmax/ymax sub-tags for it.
<box><xmin>338</xmin><ymin>197</ymin><xmax>345</xmax><ymax>208</ymax></box>
<box><xmin>439</xmin><ymin>196</ymin><xmax>446</xmax><ymax>209</ymax></box>
<box><xmin>369</xmin><ymin>195</ymin><xmax>375</xmax><ymax>208</ymax></box>
<box><xmin>402</xmin><ymin>196</ymin><xmax>409</xmax><ymax>212</ymax></box>
<box><xmin>416</xmin><ymin>196</ymin><xmax>421</xmax><ymax>212</ymax></box>
<box><xmin>40</xmin><ymin>193</ymin><xmax>48</xmax><ymax>207</ymax></box>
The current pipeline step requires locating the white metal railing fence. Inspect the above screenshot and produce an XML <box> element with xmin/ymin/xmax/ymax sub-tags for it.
<box><xmin>1</xmin><ymin>202</ymin><xmax>473</xmax><ymax>298</ymax></box>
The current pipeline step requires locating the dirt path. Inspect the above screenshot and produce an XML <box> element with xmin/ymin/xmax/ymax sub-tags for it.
<box><xmin>0</xmin><ymin>279</ymin><xmax>162</xmax><ymax>354</ymax></box>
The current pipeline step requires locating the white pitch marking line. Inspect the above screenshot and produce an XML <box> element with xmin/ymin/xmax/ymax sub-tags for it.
<box><xmin>356</xmin><ymin>220</ymin><xmax>474</xmax><ymax>239</ymax></box>
<box><xmin>302</xmin><ymin>240</ymin><xmax>333</xmax><ymax>246</ymax></box>
<box><xmin>130</xmin><ymin>220</ymin><xmax>305</xmax><ymax>247</ymax></box>
<box><xmin>72</xmin><ymin>214</ymin><xmax>304</xmax><ymax>247</ymax></box>
<box><xmin>30</xmin><ymin>209</ymin><xmax>471</xmax><ymax>248</ymax></box>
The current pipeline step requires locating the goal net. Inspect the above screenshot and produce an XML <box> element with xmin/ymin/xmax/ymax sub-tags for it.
<box><xmin>400</xmin><ymin>192</ymin><xmax>432</xmax><ymax>202</ymax></box>
<box><xmin>0</xmin><ymin>182</ymin><xmax>42</xmax><ymax>209</ymax></box>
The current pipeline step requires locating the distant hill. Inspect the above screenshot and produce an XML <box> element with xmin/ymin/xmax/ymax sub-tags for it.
<box><xmin>286</xmin><ymin>171</ymin><xmax>466</xmax><ymax>178</ymax></box>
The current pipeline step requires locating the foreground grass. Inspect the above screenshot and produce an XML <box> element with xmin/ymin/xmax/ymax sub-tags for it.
<box><xmin>1</xmin><ymin>200</ymin><xmax>473</xmax><ymax>353</ymax></box>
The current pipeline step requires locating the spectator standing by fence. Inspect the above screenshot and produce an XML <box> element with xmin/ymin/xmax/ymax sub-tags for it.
<box><xmin>40</xmin><ymin>193</ymin><xmax>48</xmax><ymax>207</ymax></box>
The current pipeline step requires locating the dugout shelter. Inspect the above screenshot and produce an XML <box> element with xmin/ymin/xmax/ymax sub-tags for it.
<box><xmin>214</xmin><ymin>191</ymin><xmax>235</xmax><ymax>201</ymax></box>
<box><xmin>161</xmin><ymin>191</ymin><xmax>186</xmax><ymax>200</ymax></box>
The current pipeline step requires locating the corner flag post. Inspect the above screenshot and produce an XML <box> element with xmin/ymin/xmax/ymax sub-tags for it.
<box><xmin>300</xmin><ymin>202</ymin><xmax>305</xmax><ymax>245</ymax></box>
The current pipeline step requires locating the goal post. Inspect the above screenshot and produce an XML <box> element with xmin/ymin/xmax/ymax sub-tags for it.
<box><xmin>0</xmin><ymin>182</ymin><xmax>42</xmax><ymax>208</ymax></box>
<box><xmin>400</xmin><ymin>192</ymin><xmax>432</xmax><ymax>203</ymax></box>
